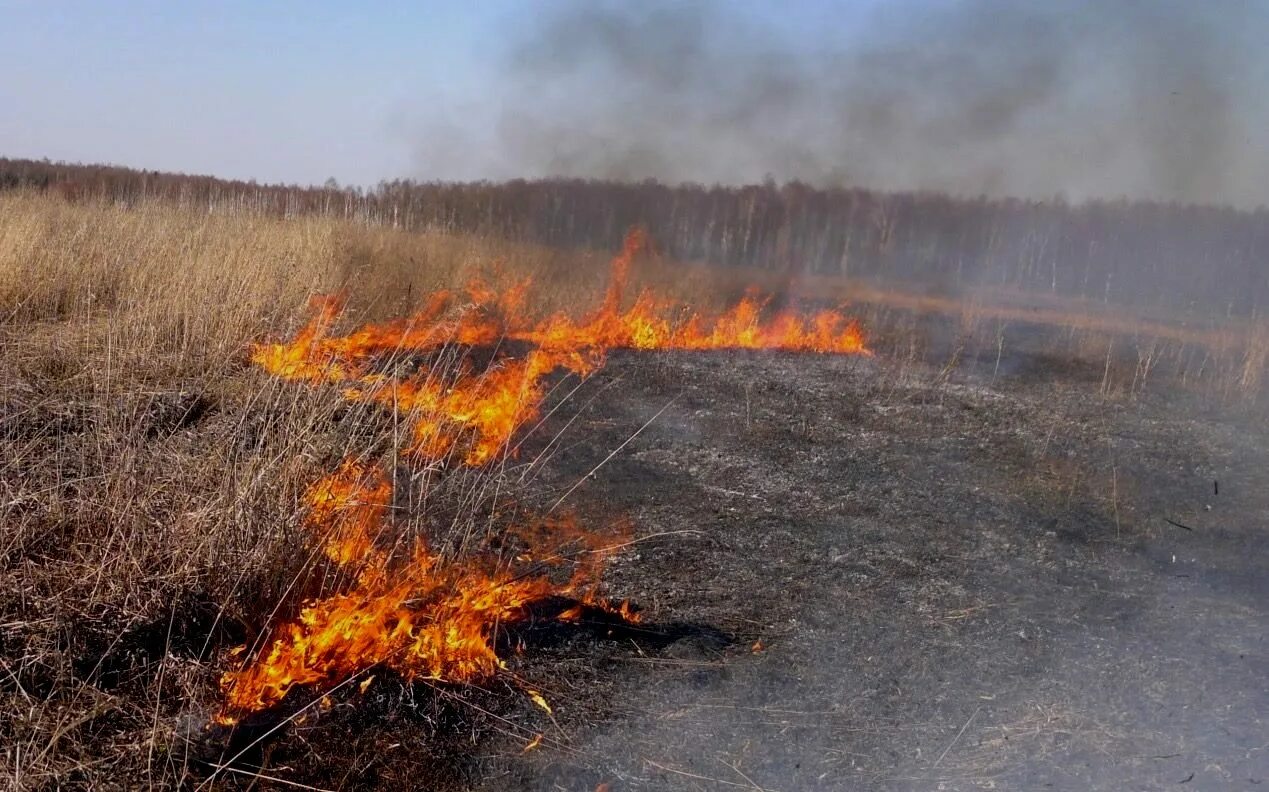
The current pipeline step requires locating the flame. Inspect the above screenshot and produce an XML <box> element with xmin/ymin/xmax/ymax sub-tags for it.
<box><xmin>527</xmin><ymin>690</ymin><xmax>553</xmax><ymax>716</ymax></box>
<box><xmin>249</xmin><ymin>228</ymin><xmax>868</xmax><ymax>467</ymax></box>
<box><xmin>218</xmin><ymin>229</ymin><xmax>869</xmax><ymax>724</ymax></box>
<box><xmin>217</xmin><ymin>461</ymin><xmax>632</xmax><ymax>722</ymax></box>
<box><xmin>305</xmin><ymin>459</ymin><xmax>391</xmax><ymax>569</ymax></box>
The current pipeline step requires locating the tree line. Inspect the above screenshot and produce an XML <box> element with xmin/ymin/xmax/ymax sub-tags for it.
<box><xmin>4</xmin><ymin>156</ymin><xmax>1267</xmax><ymax>316</ymax></box>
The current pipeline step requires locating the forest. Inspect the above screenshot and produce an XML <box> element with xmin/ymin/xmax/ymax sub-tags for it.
<box><xmin>4</xmin><ymin>156</ymin><xmax>1268</xmax><ymax>316</ymax></box>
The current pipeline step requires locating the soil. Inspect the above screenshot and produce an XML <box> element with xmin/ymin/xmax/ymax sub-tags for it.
<box><xmin>475</xmin><ymin>349</ymin><xmax>1269</xmax><ymax>791</ymax></box>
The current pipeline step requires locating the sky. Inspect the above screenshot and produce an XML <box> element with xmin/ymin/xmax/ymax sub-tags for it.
<box><xmin>0</xmin><ymin>0</ymin><xmax>846</xmax><ymax>186</ymax></box>
<box><xmin>2</xmin><ymin>1</ymin><xmax>1267</xmax><ymax>206</ymax></box>
<box><xmin>0</xmin><ymin>1</ymin><xmax>515</xmax><ymax>185</ymax></box>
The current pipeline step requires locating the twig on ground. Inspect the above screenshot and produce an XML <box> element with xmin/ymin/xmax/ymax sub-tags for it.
<box><xmin>645</xmin><ymin>760</ymin><xmax>760</xmax><ymax>789</ymax></box>
<box><xmin>933</xmin><ymin>705</ymin><xmax>981</xmax><ymax>768</ymax></box>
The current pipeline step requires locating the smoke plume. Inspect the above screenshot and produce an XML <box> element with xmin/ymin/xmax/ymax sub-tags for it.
<box><xmin>416</xmin><ymin>0</ymin><xmax>1269</xmax><ymax>207</ymax></box>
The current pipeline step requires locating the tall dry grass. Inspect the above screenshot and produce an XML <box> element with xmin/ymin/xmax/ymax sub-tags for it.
<box><xmin>0</xmin><ymin>192</ymin><xmax>622</xmax><ymax>788</ymax></box>
<box><xmin>0</xmin><ymin>189</ymin><xmax>1262</xmax><ymax>788</ymax></box>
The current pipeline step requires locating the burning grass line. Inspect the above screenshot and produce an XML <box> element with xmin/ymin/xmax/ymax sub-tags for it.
<box><xmin>214</xmin><ymin>484</ymin><xmax>638</xmax><ymax>724</ymax></box>
<box><xmin>204</xmin><ymin>226</ymin><xmax>871</xmax><ymax>761</ymax></box>
<box><xmin>227</xmin><ymin>516</ymin><xmax>352</xmax><ymax>674</ymax></box>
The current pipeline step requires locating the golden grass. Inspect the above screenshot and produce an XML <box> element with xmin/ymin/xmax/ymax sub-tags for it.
<box><xmin>0</xmin><ymin>189</ymin><xmax>1262</xmax><ymax>788</ymax></box>
<box><xmin>0</xmin><ymin>190</ymin><xmax>614</xmax><ymax>365</ymax></box>
<box><xmin>0</xmin><ymin>192</ymin><xmax>618</xmax><ymax>788</ymax></box>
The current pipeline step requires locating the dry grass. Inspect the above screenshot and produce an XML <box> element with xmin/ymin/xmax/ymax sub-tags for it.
<box><xmin>0</xmin><ymin>190</ymin><xmax>1262</xmax><ymax>789</ymax></box>
<box><xmin>0</xmin><ymin>192</ymin><xmax>623</xmax><ymax>789</ymax></box>
<box><xmin>838</xmin><ymin>281</ymin><xmax>1268</xmax><ymax>406</ymax></box>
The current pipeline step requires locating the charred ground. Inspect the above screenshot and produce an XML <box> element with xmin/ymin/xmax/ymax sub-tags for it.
<box><xmin>485</xmin><ymin>347</ymin><xmax>1268</xmax><ymax>790</ymax></box>
<box><xmin>6</xmin><ymin>316</ymin><xmax>1268</xmax><ymax>792</ymax></box>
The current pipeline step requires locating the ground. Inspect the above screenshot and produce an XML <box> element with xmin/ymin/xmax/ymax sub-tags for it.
<box><xmin>477</xmin><ymin>348</ymin><xmax>1269</xmax><ymax>791</ymax></box>
<box><xmin>5</xmin><ymin>323</ymin><xmax>1265</xmax><ymax>791</ymax></box>
<box><xmin>3</xmin><ymin>196</ymin><xmax>1266</xmax><ymax>790</ymax></box>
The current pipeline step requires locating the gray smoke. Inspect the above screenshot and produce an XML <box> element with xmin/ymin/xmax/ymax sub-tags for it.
<box><xmin>415</xmin><ymin>0</ymin><xmax>1269</xmax><ymax>207</ymax></box>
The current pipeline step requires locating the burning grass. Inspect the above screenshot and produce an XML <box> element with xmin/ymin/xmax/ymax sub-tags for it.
<box><xmin>0</xmin><ymin>195</ymin><xmax>868</xmax><ymax>787</ymax></box>
<box><xmin>215</xmin><ymin>227</ymin><xmax>868</xmax><ymax>731</ymax></box>
<box><xmin>0</xmin><ymin>193</ymin><xmax>607</xmax><ymax>788</ymax></box>
<box><xmin>0</xmin><ymin>191</ymin><xmax>1262</xmax><ymax>789</ymax></box>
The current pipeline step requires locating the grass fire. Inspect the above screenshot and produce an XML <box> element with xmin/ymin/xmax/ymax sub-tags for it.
<box><xmin>4</xmin><ymin>4</ymin><xmax>1269</xmax><ymax>789</ymax></box>
<box><xmin>2</xmin><ymin>174</ymin><xmax>1267</xmax><ymax>791</ymax></box>
<box><xmin>216</xmin><ymin>227</ymin><xmax>869</xmax><ymax>730</ymax></box>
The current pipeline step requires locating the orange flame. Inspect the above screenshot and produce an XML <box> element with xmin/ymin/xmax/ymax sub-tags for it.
<box><xmin>249</xmin><ymin>228</ymin><xmax>868</xmax><ymax>466</ymax></box>
<box><xmin>305</xmin><ymin>459</ymin><xmax>391</xmax><ymax>569</ymax></box>
<box><xmin>217</xmin><ymin>461</ymin><xmax>633</xmax><ymax>722</ymax></box>
<box><xmin>219</xmin><ymin>230</ymin><xmax>869</xmax><ymax>724</ymax></box>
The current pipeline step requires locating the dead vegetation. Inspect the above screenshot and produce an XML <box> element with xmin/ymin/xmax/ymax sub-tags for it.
<box><xmin>0</xmin><ymin>192</ymin><xmax>610</xmax><ymax>788</ymax></box>
<box><xmin>0</xmin><ymin>191</ymin><xmax>1264</xmax><ymax>789</ymax></box>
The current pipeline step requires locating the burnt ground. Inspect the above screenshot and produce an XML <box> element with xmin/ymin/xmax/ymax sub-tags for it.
<box><xmin>481</xmin><ymin>349</ymin><xmax>1269</xmax><ymax>791</ymax></box>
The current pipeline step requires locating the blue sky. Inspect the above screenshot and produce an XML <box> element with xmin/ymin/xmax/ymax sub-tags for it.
<box><xmin>0</xmin><ymin>1</ymin><xmax>872</xmax><ymax>186</ymax></box>
<box><xmin>2</xmin><ymin>1</ymin><xmax>1265</xmax><ymax>205</ymax></box>
<box><xmin>0</xmin><ymin>1</ymin><xmax>525</xmax><ymax>184</ymax></box>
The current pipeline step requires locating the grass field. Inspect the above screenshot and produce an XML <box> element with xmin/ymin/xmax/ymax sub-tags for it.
<box><xmin>1</xmin><ymin>191</ymin><xmax>1265</xmax><ymax>789</ymax></box>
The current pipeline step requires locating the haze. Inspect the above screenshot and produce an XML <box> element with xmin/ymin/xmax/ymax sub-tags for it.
<box><xmin>3</xmin><ymin>0</ymin><xmax>1267</xmax><ymax>206</ymax></box>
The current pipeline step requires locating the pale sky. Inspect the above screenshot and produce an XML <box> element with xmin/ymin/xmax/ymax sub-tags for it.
<box><xmin>0</xmin><ymin>1</ymin><xmax>862</xmax><ymax>186</ymax></box>
<box><xmin>2</xmin><ymin>1</ymin><xmax>1266</xmax><ymax>206</ymax></box>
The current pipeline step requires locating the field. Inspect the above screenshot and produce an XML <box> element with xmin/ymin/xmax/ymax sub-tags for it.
<box><xmin>1</xmin><ymin>191</ymin><xmax>1266</xmax><ymax>790</ymax></box>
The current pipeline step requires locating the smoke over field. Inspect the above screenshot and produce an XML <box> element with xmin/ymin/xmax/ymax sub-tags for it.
<box><xmin>417</xmin><ymin>0</ymin><xmax>1269</xmax><ymax>207</ymax></box>
<box><xmin>1</xmin><ymin>186</ymin><xmax>1266</xmax><ymax>789</ymax></box>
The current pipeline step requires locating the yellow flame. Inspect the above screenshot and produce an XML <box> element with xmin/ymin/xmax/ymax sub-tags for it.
<box><xmin>218</xmin><ymin>228</ymin><xmax>870</xmax><ymax>723</ymax></box>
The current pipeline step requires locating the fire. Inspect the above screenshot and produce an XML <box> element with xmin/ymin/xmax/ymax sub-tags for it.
<box><xmin>217</xmin><ymin>461</ymin><xmax>633</xmax><ymax>722</ymax></box>
<box><xmin>218</xmin><ymin>229</ymin><xmax>869</xmax><ymax>725</ymax></box>
<box><xmin>305</xmin><ymin>459</ymin><xmax>391</xmax><ymax>569</ymax></box>
<box><xmin>249</xmin><ymin>228</ymin><xmax>868</xmax><ymax>466</ymax></box>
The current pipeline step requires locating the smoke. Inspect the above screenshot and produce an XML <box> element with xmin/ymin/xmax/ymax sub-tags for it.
<box><xmin>415</xmin><ymin>0</ymin><xmax>1269</xmax><ymax>207</ymax></box>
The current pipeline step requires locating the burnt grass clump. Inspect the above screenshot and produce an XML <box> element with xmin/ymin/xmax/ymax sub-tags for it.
<box><xmin>192</xmin><ymin>604</ymin><xmax>731</xmax><ymax>784</ymax></box>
